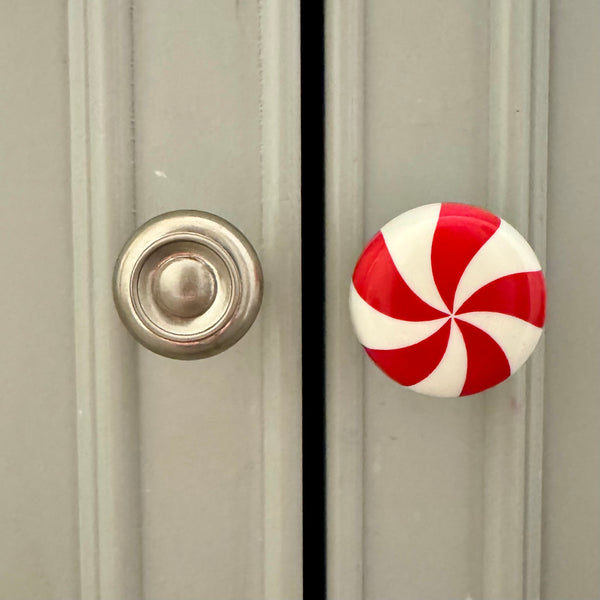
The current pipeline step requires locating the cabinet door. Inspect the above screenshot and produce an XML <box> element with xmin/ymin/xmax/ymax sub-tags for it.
<box><xmin>0</xmin><ymin>1</ymin><xmax>302</xmax><ymax>599</ymax></box>
<box><xmin>325</xmin><ymin>0</ymin><xmax>600</xmax><ymax>599</ymax></box>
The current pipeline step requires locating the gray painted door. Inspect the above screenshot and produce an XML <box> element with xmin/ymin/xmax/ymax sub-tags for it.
<box><xmin>1</xmin><ymin>1</ymin><xmax>598</xmax><ymax>599</ymax></box>
<box><xmin>326</xmin><ymin>0</ymin><xmax>600</xmax><ymax>599</ymax></box>
<box><xmin>1</xmin><ymin>1</ymin><xmax>301</xmax><ymax>599</ymax></box>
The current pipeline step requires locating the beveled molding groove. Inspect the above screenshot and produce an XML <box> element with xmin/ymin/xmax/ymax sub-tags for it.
<box><xmin>68</xmin><ymin>0</ymin><xmax>143</xmax><ymax>598</ymax></box>
<box><xmin>325</xmin><ymin>0</ymin><xmax>366</xmax><ymax>598</ymax></box>
<box><xmin>484</xmin><ymin>1</ymin><xmax>550</xmax><ymax>599</ymax></box>
<box><xmin>258</xmin><ymin>0</ymin><xmax>303</xmax><ymax>598</ymax></box>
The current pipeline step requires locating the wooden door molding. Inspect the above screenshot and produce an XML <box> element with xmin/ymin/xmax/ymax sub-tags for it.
<box><xmin>258</xmin><ymin>0</ymin><xmax>303</xmax><ymax>597</ymax></box>
<box><xmin>485</xmin><ymin>1</ymin><xmax>549</xmax><ymax>597</ymax></box>
<box><xmin>68</xmin><ymin>0</ymin><xmax>142</xmax><ymax>596</ymax></box>
<box><xmin>325</xmin><ymin>0</ymin><xmax>366</xmax><ymax>599</ymax></box>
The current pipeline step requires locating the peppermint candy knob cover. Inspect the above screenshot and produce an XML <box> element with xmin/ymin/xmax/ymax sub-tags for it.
<box><xmin>349</xmin><ymin>203</ymin><xmax>546</xmax><ymax>397</ymax></box>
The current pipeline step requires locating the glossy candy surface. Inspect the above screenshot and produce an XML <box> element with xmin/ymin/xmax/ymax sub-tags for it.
<box><xmin>349</xmin><ymin>203</ymin><xmax>546</xmax><ymax>397</ymax></box>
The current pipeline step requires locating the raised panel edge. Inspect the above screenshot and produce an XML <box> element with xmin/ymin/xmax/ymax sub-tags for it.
<box><xmin>259</xmin><ymin>0</ymin><xmax>303</xmax><ymax>598</ymax></box>
<box><xmin>325</xmin><ymin>0</ymin><xmax>366</xmax><ymax>598</ymax></box>
<box><xmin>484</xmin><ymin>1</ymin><xmax>550</xmax><ymax>598</ymax></box>
<box><xmin>68</xmin><ymin>0</ymin><xmax>143</xmax><ymax>597</ymax></box>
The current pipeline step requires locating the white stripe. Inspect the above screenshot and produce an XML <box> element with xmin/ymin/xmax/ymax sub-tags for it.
<box><xmin>454</xmin><ymin>219</ymin><xmax>542</xmax><ymax>311</ymax></box>
<box><xmin>410</xmin><ymin>319</ymin><xmax>468</xmax><ymax>398</ymax></box>
<box><xmin>456</xmin><ymin>311</ymin><xmax>542</xmax><ymax>374</ymax></box>
<box><xmin>349</xmin><ymin>285</ymin><xmax>449</xmax><ymax>350</ymax></box>
<box><xmin>381</xmin><ymin>203</ymin><xmax>449</xmax><ymax>314</ymax></box>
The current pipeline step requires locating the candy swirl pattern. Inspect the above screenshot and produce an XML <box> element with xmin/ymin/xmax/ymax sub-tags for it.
<box><xmin>350</xmin><ymin>203</ymin><xmax>546</xmax><ymax>397</ymax></box>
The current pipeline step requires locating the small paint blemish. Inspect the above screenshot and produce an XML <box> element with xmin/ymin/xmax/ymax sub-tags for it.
<box><xmin>154</xmin><ymin>170</ymin><xmax>168</xmax><ymax>179</ymax></box>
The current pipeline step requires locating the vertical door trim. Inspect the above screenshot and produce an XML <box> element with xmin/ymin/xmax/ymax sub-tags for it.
<box><xmin>484</xmin><ymin>1</ymin><xmax>550</xmax><ymax>598</ymax></box>
<box><xmin>259</xmin><ymin>1</ymin><xmax>303</xmax><ymax>598</ymax></box>
<box><xmin>68</xmin><ymin>0</ymin><xmax>143</xmax><ymax>597</ymax></box>
<box><xmin>325</xmin><ymin>0</ymin><xmax>366</xmax><ymax>598</ymax></box>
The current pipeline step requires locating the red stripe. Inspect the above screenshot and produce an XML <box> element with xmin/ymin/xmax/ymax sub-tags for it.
<box><xmin>431</xmin><ymin>204</ymin><xmax>501</xmax><ymax>312</ymax></box>
<box><xmin>353</xmin><ymin>231</ymin><xmax>448</xmax><ymax>321</ymax></box>
<box><xmin>365</xmin><ymin>321</ymin><xmax>451</xmax><ymax>386</ymax></box>
<box><xmin>455</xmin><ymin>270</ymin><xmax>545</xmax><ymax>327</ymax></box>
<box><xmin>456</xmin><ymin>319</ymin><xmax>511</xmax><ymax>396</ymax></box>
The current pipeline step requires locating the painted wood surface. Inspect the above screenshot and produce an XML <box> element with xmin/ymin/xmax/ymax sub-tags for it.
<box><xmin>542</xmin><ymin>0</ymin><xmax>600</xmax><ymax>597</ymax></box>
<box><xmin>2</xmin><ymin>1</ymin><xmax>302</xmax><ymax>598</ymax></box>
<box><xmin>0</xmin><ymin>3</ymin><xmax>79</xmax><ymax>598</ymax></box>
<box><xmin>326</xmin><ymin>0</ymin><xmax>598</xmax><ymax>599</ymax></box>
<box><xmin>1</xmin><ymin>0</ymin><xmax>598</xmax><ymax>598</ymax></box>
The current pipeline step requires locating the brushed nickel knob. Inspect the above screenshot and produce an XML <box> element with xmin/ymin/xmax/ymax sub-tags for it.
<box><xmin>113</xmin><ymin>210</ymin><xmax>263</xmax><ymax>359</ymax></box>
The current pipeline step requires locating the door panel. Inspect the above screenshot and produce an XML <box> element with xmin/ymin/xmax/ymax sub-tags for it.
<box><xmin>362</xmin><ymin>2</ymin><xmax>488</xmax><ymax>597</ymax></box>
<box><xmin>326</xmin><ymin>0</ymin><xmax>599</xmax><ymax>599</ymax></box>
<box><xmin>134</xmin><ymin>2</ymin><xmax>265</xmax><ymax>596</ymax></box>
<box><xmin>1</xmin><ymin>1</ymin><xmax>301</xmax><ymax>598</ymax></box>
<box><xmin>543</xmin><ymin>0</ymin><xmax>600</xmax><ymax>596</ymax></box>
<box><xmin>0</xmin><ymin>3</ymin><xmax>79</xmax><ymax>598</ymax></box>
<box><xmin>74</xmin><ymin>1</ymin><xmax>302</xmax><ymax>598</ymax></box>
<box><xmin>327</xmin><ymin>1</ymin><xmax>490</xmax><ymax>597</ymax></box>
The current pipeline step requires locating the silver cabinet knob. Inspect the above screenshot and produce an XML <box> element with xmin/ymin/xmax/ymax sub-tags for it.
<box><xmin>113</xmin><ymin>210</ymin><xmax>263</xmax><ymax>359</ymax></box>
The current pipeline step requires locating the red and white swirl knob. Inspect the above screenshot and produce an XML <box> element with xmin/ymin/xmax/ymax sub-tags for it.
<box><xmin>349</xmin><ymin>203</ymin><xmax>546</xmax><ymax>397</ymax></box>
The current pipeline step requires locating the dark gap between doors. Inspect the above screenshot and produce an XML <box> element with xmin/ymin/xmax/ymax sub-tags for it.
<box><xmin>300</xmin><ymin>0</ymin><xmax>327</xmax><ymax>598</ymax></box>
